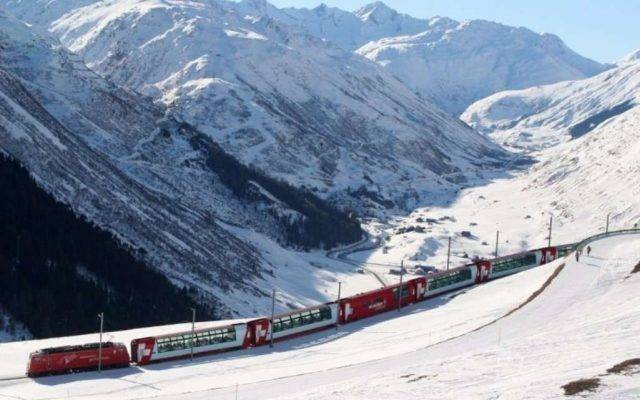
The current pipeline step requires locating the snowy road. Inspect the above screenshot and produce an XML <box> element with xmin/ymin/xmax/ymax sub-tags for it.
<box><xmin>1</xmin><ymin>233</ymin><xmax>639</xmax><ymax>399</ymax></box>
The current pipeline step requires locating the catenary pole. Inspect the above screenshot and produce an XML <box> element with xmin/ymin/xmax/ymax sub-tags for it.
<box><xmin>548</xmin><ymin>215</ymin><xmax>553</xmax><ymax>247</ymax></box>
<box><xmin>606</xmin><ymin>213</ymin><xmax>611</xmax><ymax>233</ymax></box>
<box><xmin>446</xmin><ymin>236</ymin><xmax>451</xmax><ymax>270</ymax></box>
<box><xmin>190</xmin><ymin>308</ymin><xmax>196</xmax><ymax>361</ymax></box>
<box><xmin>336</xmin><ymin>281</ymin><xmax>342</xmax><ymax>331</ymax></box>
<box><xmin>397</xmin><ymin>260</ymin><xmax>404</xmax><ymax>312</ymax></box>
<box><xmin>495</xmin><ymin>231</ymin><xmax>500</xmax><ymax>258</ymax></box>
<box><xmin>269</xmin><ymin>289</ymin><xmax>276</xmax><ymax>348</ymax></box>
<box><xmin>98</xmin><ymin>313</ymin><xmax>104</xmax><ymax>373</ymax></box>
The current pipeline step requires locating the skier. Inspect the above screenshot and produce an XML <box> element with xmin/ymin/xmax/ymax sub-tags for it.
<box><xmin>575</xmin><ymin>250</ymin><xmax>580</xmax><ymax>262</ymax></box>
<box><xmin>587</xmin><ymin>245</ymin><xmax>592</xmax><ymax>256</ymax></box>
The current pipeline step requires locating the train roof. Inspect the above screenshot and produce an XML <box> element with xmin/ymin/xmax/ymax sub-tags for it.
<box><xmin>31</xmin><ymin>341</ymin><xmax>123</xmax><ymax>355</ymax></box>
<box><xmin>273</xmin><ymin>302</ymin><xmax>335</xmax><ymax>319</ymax></box>
<box><xmin>135</xmin><ymin>322</ymin><xmax>247</xmax><ymax>341</ymax></box>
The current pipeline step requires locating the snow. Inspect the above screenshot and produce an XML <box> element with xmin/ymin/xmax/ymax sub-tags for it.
<box><xmin>462</xmin><ymin>58</ymin><xmax>640</xmax><ymax>152</ymax></box>
<box><xmin>1</xmin><ymin>233</ymin><xmax>638</xmax><ymax>398</ymax></box>
<box><xmin>6</xmin><ymin>0</ymin><xmax>506</xmax><ymax>215</ymax></box>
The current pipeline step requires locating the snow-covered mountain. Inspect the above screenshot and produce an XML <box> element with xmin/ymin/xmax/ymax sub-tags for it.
<box><xmin>234</xmin><ymin>1</ymin><xmax>430</xmax><ymax>51</ymax></box>
<box><xmin>356</xmin><ymin>19</ymin><xmax>608</xmax><ymax>115</ymax></box>
<box><xmin>0</xmin><ymin>7</ymin><xmax>369</xmax><ymax>321</ymax></box>
<box><xmin>462</xmin><ymin>57</ymin><xmax>640</xmax><ymax>152</ymax></box>
<box><xmin>6</xmin><ymin>0</ymin><xmax>507</xmax><ymax>213</ymax></box>
<box><xmin>227</xmin><ymin>1</ymin><xmax>608</xmax><ymax>115</ymax></box>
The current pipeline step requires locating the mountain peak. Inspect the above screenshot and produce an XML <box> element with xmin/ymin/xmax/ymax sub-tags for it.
<box><xmin>355</xmin><ymin>1</ymin><xmax>397</xmax><ymax>23</ymax></box>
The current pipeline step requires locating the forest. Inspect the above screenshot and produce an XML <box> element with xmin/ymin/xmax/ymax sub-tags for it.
<box><xmin>0</xmin><ymin>154</ymin><xmax>213</xmax><ymax>339</ymax></box>
<box><xmin>188</xmin><ymin>128</ymin><xmax>363</xmax><ymax>249</ymax></box>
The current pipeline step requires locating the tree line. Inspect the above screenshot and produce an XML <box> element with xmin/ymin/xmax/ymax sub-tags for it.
<box><xmin>0</xmin><ymin>154</ymin><xmax>213</xmax><ymax>339</ymax></box>
<box><xmin>188</xmin><ymin>129</ymin><xmax>363</xmax><ymax>249</ymax></box>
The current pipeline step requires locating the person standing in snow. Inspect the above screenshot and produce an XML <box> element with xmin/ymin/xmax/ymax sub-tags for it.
<box><xmin>587</xmin><ymin>246</ymin><xmax>592</xmax><ymax>256</ymax></box>
<box><xmin>576</xmin><ymin>250</ymin><xmax>580</xmax><ymax>262</ymax></box>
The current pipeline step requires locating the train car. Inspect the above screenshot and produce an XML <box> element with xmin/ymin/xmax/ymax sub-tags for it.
<box><xmin>131</xmin><ymin>323</ymin><xmax>247</xmax><ymax>365</ymax></box>
<box><xmin>339</xmin><ymin>280</ymin><xmax>420</xmax><ymax>324</ymax></box>
<box><xmin>269</xmin><ymin>303</ymin><xmax>339</xmax><ymax>343</ymax></box>
<box><xmin>484</xmin><ymin>250</ymin><xmax>542</xmax><ymax>280</ymax></box>
<box><xmin>556</xmin><ymin>244</ymin><xmax>575</xmax><ymax>259</ymax></box>
<box><xmin>27</xmin><ymin>342</ymin><xmax>130</xmax><ymax>377</ymax></box>
<box><xmin>424</xmin><ymin>265</ymin><xmax>477</xmax><ymax>297</ymax></box>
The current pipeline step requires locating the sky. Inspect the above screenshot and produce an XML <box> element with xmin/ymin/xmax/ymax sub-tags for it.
<box><xmin>265</xmin><ymin>0</ymin><xmax>640</xmax><ymax>63</ymax></box>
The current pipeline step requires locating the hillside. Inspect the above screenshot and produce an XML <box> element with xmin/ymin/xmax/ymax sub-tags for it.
<box><xmin>1</xmin><ymin>233</ymin><xmax>638</xmax><ymax>398</ymax></box>
<box><xmin>0</xmin><ymin>154</ymin><xmax>211</xmax><ymax>339</ymax></box>
<box><xmin>229</xmin><ymin>0</ymin><xmax>607</xmax><ymax>115</ymax></box>
<box><xmin>6</xmin><ymin>0</ymin><xmax>507</xmax><ymax>214</ymax></box>
<box><xmin>0</xmin><ymin>8</ymin><xmax>365</xmax><ymax>325</ymax></box>
<box><xmin>357</xmin><ymin>19</ymin><xmax>607</xmax><ymax>115</ymax></box>
<box><xmin>462</xmin><ymin>58</ymin><xmax>640</xmax><ymax>152</ymax></box>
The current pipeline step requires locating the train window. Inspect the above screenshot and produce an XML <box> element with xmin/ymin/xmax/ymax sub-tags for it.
<box><xmin>492</xmin><ymin>253</ymin><xmax>537</xmax><ymax>273</ymax></box>
<box><xmin>428</xmin><ymin>268</ymin><xmax>472</xmax><ymax>290</ymax></box>
<box><xmin>272</xmin><ymin>306</ymin><xmax>333</xmax><ymax>333</ymax></box>
<box><xmin>392</xmin><ymin>284</ymin><xmax>410</xmax><ymax>298</ymax></box>
<box><xmin>156</xmin><ymin>327</ymin><xmax>237</xmax><ymax>353</ymax></box>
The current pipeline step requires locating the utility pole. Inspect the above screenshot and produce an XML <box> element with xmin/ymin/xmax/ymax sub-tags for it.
<box><xmin>397</xmin><ymin>260</ymin><xmax>404</xmax><ymax>312</ymax></box>
<box><xmin>269</xmin><ymin>289</ymin><xmax>276</xmax><ymax>348</ymax></box>
<box><xmin>446</xmin><ymin>236</ymin><xmax>452</xmax><ymax>271</ymax></box>
<box><xmin>190</xmin><ymin>308</ymin><xmax>196</xmax><ymax>361</ymax></box>
<box><xmin>336</xmin><ymin>282</ymin><xmax>342</xmax><ymax>331</ymax></box>
<box><xmin>606</xmin><ymin>213</ymin><xmax>611</xmax><ymax>233</ymax></box>
<box><xmin>548</xmin><ymin>215</ymin><xmax>553</xmax><ymax>247</ymax></box>
<box><xmin>495</xmin><ymin>231</ymin><xmax>500</xmax><ymax>258</ymax></box>
<box><xmin>98</xmin><ymin>313</ymin><xmax>104</xmax><ymax>373</ymax></box>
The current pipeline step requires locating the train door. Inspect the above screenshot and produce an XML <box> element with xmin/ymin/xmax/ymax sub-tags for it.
<box><xmin>253</xmin><ymin>320</ymin><xmax>269</xmax><ymax>346</ymax></box>
<box><xmin>475</xmin><ymin>261</ymin><xmax>492</xmax><ymax>283</ymax></box>
<box><xmin>246</xmin><ymin>318</ymin><xmax>269</xmax><ymax>347</ymax></box>
<box><xmin>340</xmin><ymin>301</ymin><xmax>354</xmax><ymax>324</ymax></box>
<box><xmin>415</xmin><ymin>278</ymin><xmax>427</xmax><ymax>300</ymax></box>
<box><xmin>542</xmin><ymin>248</ymin><xmax>557</xmax><ymax>264</ymax></box>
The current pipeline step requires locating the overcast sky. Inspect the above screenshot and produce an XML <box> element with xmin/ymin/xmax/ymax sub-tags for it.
<box><xmin>264</xmin><ymin>0</ymin><xmax>640</xmax><ymax>63</ymax></box>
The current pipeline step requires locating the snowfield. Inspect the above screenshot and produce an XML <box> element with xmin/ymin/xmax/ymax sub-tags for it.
<box><xmin>0</xmin><ymin>233</ymin><xmax>639</xmax><ymax>399</ymax></box>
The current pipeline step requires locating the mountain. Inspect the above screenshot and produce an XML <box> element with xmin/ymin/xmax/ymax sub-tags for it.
<box><xmin>230</xmin><ymin>1</ymin><xmax>608</xmax><ymax>115</ymax></box>
<box><xmin>0</xmin><ymin>7</ymin><xmax>363</xmax><ymax>324</ymax></box>
<box><xmin>356</xmin><ymin>19</ymin><xmax>608</xmax><ymax>115</ymax></box>
<box><xmin>6</xmin><ymin>0</ymin><xmax>507</xmax><ymax>214</ymax></box>
<box><xmin>235</xmin><ymin>1</ymin><xmax>430</xmax><ymax>51</ymax></box>
<box><xmin>462</xmin><ymin>58</ymin><xmax>640</xmax><ymax>152</ymax></box>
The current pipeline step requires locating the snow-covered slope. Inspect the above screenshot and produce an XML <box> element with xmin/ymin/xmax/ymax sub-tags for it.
<box><xmin>463</xmin><ymin>58</ymin><xmax>640</xmax><ymax>151</ymax></box>
<box><xmin>620</xmin><ymin>48</ymin><xmax>640</xmax><ymax>64</ymax></box>
<box><xmin>351</xmin><ymin>103</ymin><xmax>640</xmax><ymax>282</ymax></box>
<box><xmin>235</xmin><ymin>1</ymin><xmax>431</xmax><ymax>51</ymax></box>
<box><xmin>0</xmin><ymin>8</ymin><xmax>376</xmax><ymax>320</ymax></box>
<box><xmin>6</xmin><ymin>0</ymin><xmax>506</xmax><ymax>214</ymax></box>
<box><xmin>232</xmin><ymin>1</ymin><xmax>607</xmax><ymax>115</ymax></box>
<box><xmin>1</xmin><ymin>233</ymin><xmax>638</xmax><ymax>398</ymax></box>
<box><xmin>357</xmin><ymin>19</ymin><xmax>608</xmax><ymax>115</ymax></box>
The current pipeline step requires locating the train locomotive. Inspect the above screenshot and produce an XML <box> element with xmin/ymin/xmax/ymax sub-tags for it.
<box><xmin>26</xmin><ymin>244</ymin><xmax>571</xmax><ymax>375</ymax></box>
<box><xmin>27</xmin><ymin>342</ymin><xmax>130</xmax><ymax>377</ymax></box>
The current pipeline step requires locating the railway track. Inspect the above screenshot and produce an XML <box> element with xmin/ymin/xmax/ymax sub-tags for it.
<box><xmin>0</xmin><ymin>376</ymin><xmax>27</xmax><ymax>382</ymax></box>
<box><xmin>326</xmin><ymin>232</ymin><xmax>389</xmax><ymax>287</ymax></box>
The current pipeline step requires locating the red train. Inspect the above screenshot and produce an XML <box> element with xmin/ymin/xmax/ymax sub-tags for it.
<box><xmin>26</xmin><ymin>244</ymin><xmax>571</xmax><ymax>374</ymax></box>
<box><xmin>27</xmin><ymin>342</ymin><xmax>130</xmax><ymax>377</ymax></box>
